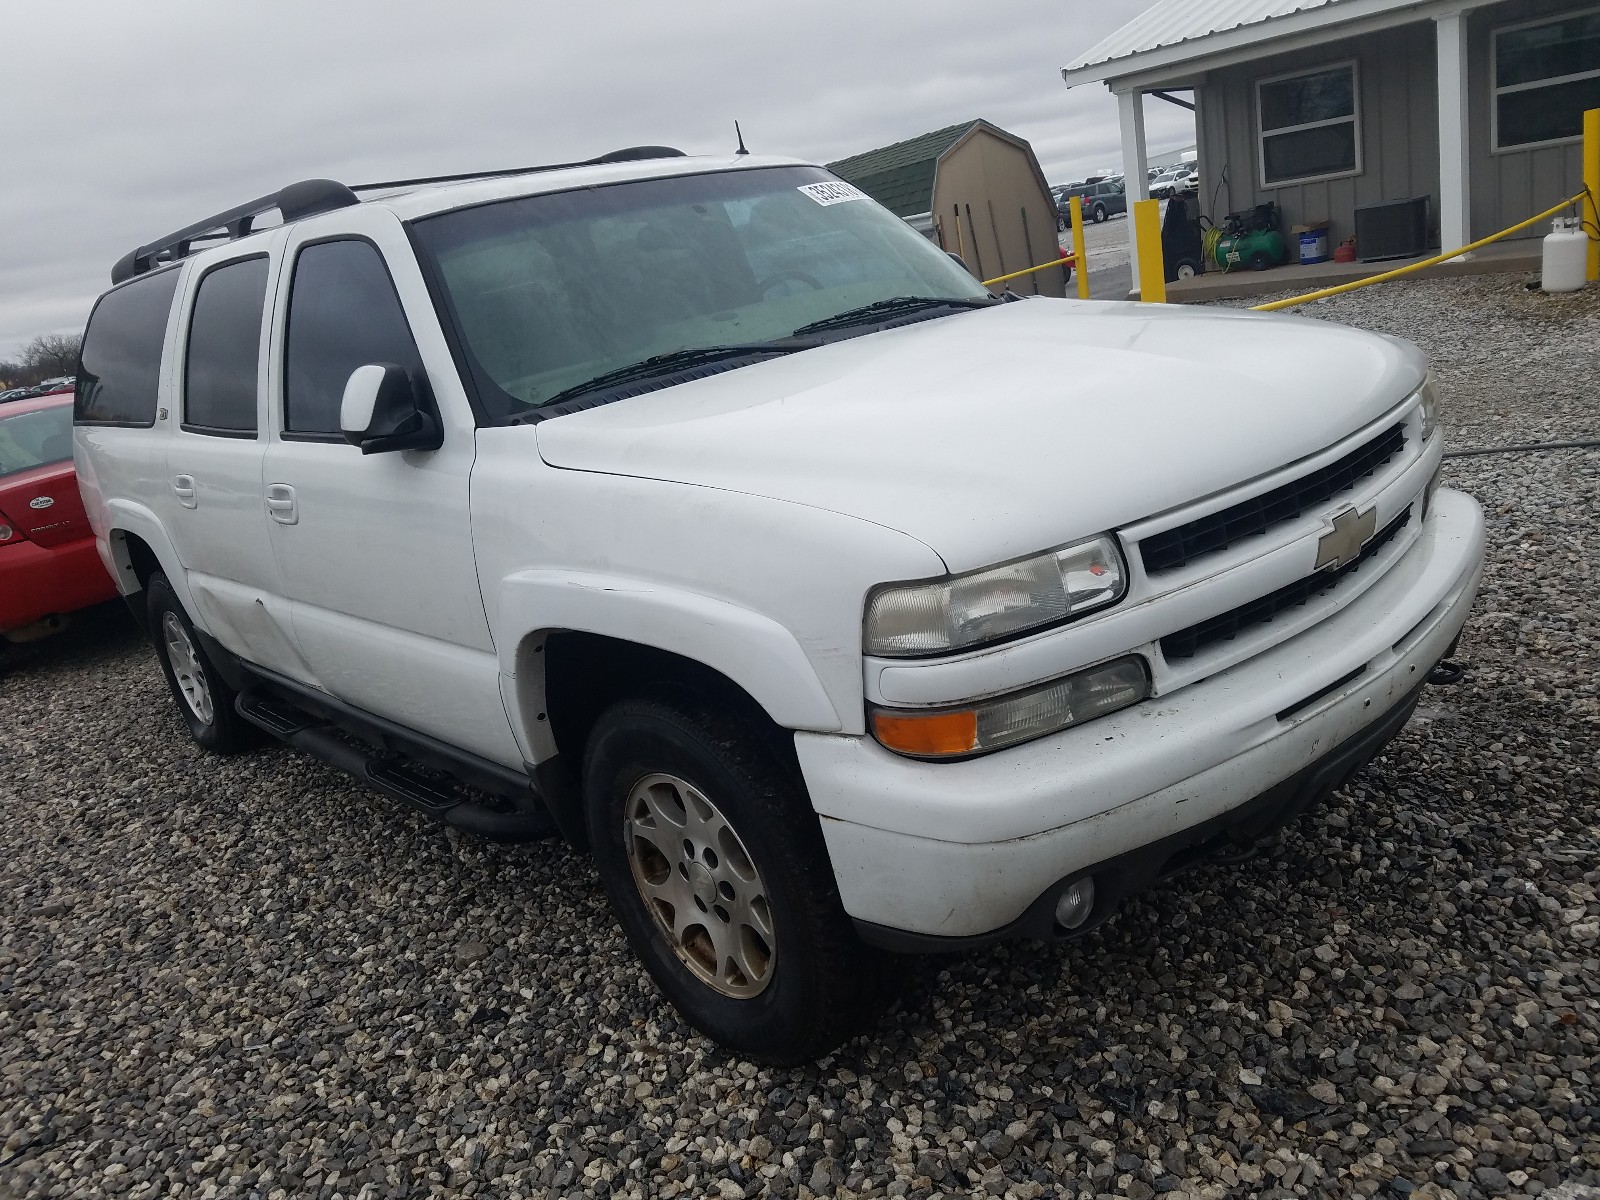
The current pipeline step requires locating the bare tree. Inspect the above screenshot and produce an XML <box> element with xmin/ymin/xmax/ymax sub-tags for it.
<box><xmin>19</xmin><ymin>333</ymin><xmax>82</xmax><ymax>381</ymax></box>
<box><xmin>0</xmin><ymin>360</ymin><xmax>24</xmax><ymax>387</ymax></box>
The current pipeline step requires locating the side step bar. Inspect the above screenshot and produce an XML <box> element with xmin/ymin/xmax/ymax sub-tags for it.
<box><xmin>236</xmin><ymin>692</ymin><xmax>555</xmax><ymax>843</ymax></box>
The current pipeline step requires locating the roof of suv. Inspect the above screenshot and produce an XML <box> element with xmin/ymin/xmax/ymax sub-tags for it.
<box><xmin>377</xmin><ymin>153</ymin><xmax>802</xmax><ymax>220</ymax></box>
<box><xmin>110</xmin><ymin>150</ymin><xmax>810</xmax><ymax>284</ymax></box>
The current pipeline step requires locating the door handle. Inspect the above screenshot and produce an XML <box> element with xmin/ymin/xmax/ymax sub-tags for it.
<box><xmin>171</xmin><ymin>474</ymin><xmax>197</xmax><ymax>509</ymax></box>
<box><xmin>265</xmin><ymin>483</ymin><xmax>298</xmax><ymax>526</ymax></box>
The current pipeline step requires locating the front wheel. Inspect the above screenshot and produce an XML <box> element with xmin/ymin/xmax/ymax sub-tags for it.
<box><xmin>584</xmin><ymin>691</ymin><xmax>894</xmax><ymax>1063</ymax></box>
<box><xmin>147</xmin><ymin>572</ymin><xmax>255</xmax><ymax>754</ymax></box>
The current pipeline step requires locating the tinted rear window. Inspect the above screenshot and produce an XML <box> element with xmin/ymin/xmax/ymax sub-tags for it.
<box><xmin>0</xmin><ymin>405</ymin><xmax>74</xmax><ymax>479</ymax></box>
<box><xmin>75</xmin><ymin>267</ymin><xmax>181</xmax><ymax>427</ymax></box>
<box><xmin>184</xmin><ymin>257</ymin><xmax>268</xmax><ymax>435</ymax></box>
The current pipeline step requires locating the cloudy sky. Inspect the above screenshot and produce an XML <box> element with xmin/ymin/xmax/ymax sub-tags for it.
<box><xmin>2</xmin><ymin>0</ymin><xmax>1190</xmax><ymax>361</ymax></box>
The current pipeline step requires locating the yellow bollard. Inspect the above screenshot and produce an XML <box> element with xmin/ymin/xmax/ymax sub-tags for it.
<box><xmin>1585</xmin><ymin>108</ymin><xmax>1599</xmax><ymax>282</ymax></box>
<box><xmin>1070</xmin><ymin>196</ymin><xmax>1090</xmax><ymax>300</ymax></box>
<box><xmin>1133</xmin><ymin>199</ymin><xmax>1166</xmax><ymax>303</ymax></box>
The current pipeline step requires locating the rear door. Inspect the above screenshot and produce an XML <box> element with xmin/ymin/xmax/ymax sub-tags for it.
<box><xmin>260</xmin><ymin>205</ymin><xmax>521</xmax><ymax>767</ymax></box>
<box><xmin>162</xmin><ymin>246</ymin><xmax>313</xmax><ymax>681</ymax></box>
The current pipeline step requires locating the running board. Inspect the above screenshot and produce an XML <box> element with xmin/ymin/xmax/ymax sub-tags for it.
<box><xmin>235</xmin><ymin>692</ymin><xmax>555</xmax><ymax>843</ymax></box>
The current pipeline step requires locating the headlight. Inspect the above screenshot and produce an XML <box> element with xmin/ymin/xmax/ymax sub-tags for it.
<box><xmin>1417</xmin><ymin>375</ymin><xmax>1441</xmax><ymax>441</ymax></box>
<box><xmin>865</xmin><ymin>535</ymin><xmax>1126</xmax><ymax>657</ymax></box>
<box><xmin>870</xmin><ymin>655</ymin><xmax>1150</xmax><ymax>759</ymax></box>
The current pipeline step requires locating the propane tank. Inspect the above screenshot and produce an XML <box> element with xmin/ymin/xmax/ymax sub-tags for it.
<box><xmin>1541</xmin><ymin>216</ymin><xmax>1587</xmax><ymax>293</ymax></box>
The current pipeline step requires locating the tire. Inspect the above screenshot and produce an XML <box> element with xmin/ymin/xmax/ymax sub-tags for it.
<box><xmin>1092</xmin><ymin>204</ymin><xmax>1107</xmax><ymax>223</ymax></box>
<box><xmin>583</xmin><ymin>690</ymin><xmax>894</xmax><ymax>1064</ymax></box>
<box><xmin>1175</xmin><ymin>260</ymin><xmax>1198</xmax><ymax>281</ymax></box>
<box><xmin>1056</xmin><ymin>214</ymin><xmax>1067</xmax><ymax>232</ymax></box>
<box><xmin>146</xmin><ymin>572</ymin><xmax>255</xmax><ymax>754</ymax></box>
<box><xmin>1248</xmin><ymin>250</ymin><xmax>1273</xmax><ymax>272</ymax></box>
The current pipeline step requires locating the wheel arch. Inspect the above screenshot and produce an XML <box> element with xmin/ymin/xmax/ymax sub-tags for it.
<box><xmin>102</xmin><ymin>508</ymin><xmax>194</xmax><ymax>631</ymax></box>
<box><xmin>495</xmin><ymin>570</ymin><xmax>845</xmax><ymax>770</ymax></box>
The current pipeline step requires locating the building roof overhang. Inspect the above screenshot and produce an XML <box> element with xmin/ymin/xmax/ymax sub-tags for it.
<box><xmin>1061</xmin><ymin>0</ymin><xmax>1499</xmax><ymax>92</ymax></box>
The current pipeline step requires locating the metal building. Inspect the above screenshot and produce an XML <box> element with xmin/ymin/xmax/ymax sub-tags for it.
<box><xmin>1062</xmin><ymin>0</ymin><xmax>1600</xmax><ymax>278</ymax></box>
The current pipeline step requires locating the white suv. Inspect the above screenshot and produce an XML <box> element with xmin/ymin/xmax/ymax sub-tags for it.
<box><xmin>74</xmin><ymin>147</ymin><xmax>1485</xmax><ymax>1063</ymax></box>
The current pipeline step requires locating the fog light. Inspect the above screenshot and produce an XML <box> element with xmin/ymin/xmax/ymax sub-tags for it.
<box><xmin>1054</xmin><ymin>877</ymin><xmax>1095</xmax><ymax>930</ymax></box>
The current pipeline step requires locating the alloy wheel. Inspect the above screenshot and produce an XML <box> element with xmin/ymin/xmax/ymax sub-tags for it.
<box><xmin>162</xmin><ymin>611</ymin><xmax>213</xmax><ymax>725</ymax></box>
<box><xmin>623</xmin><ymin>772</ymin><xmax>775</xmax><ymax>998</ymax></box>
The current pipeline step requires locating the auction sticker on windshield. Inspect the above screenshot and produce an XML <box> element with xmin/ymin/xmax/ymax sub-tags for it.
<box><xmin>798</xmin><ymin>181</ymin><xmax>867</xmax><ymax>206</ymax></box>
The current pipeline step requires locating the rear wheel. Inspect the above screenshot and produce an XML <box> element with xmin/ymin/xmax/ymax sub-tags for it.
<box><xmin>147</xmin><ymin>572</ymin><xmax>254</xmax><ymax>754</ymax></box>
<box><xmin>1248</xmin><ymin>250</ymin><xmax>1273</xmax><ymax>271</ymax></box>
<box><xmin>1092</xmin><ymin>203</ymin><xmax>1108</xmax><ymax>223</ymax></box>
<box><xmin>584</xmin><ymin>690</ymin><xmax>894</xmax><ymax>1063</ymax></box>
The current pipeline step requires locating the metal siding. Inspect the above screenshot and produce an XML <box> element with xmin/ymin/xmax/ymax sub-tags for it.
<box><xmin>1066</xmin><ymin>0</ymin><xmax>1353</xmax><ymax>74</ymax></box>
<box><xmin>1198</xmin><ymin>22</ymin><xmax>1440</xmax><ymax>248</ymax></box>
<box><xmin>1468</xmin><ymin>0</ymin><xmax>1595</xmax><ymax>239</ymax></box>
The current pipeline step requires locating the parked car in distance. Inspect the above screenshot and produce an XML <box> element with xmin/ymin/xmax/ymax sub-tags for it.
<box><xmin>78</xmin><ymin>147</ymin><xmax>1484</xmax><ymax>1064</ymax></box>
<box><xmin>1</xmin><ymin>392</ymin><xmax>119</xmax><ymax>643</ymax></box>
<box><xmin>1150</xmin><ymin>167</ymin><xmax>1187</xmax><ymax>199</ymax></box>
<box><xmin>0</xmin><ymin>388</ymin><xmax>34</xmax><ymax>404</ymax></box>
<box><xmin>1060</xmin><ymin>177</ymin><xmax>1126</xmax><ymax>223</ymax></box>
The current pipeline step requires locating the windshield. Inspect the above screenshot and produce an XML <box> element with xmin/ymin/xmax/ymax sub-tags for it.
<box><xmin>0</xmin><ymin>404</ymin><xmax>73</xmax><ymax>480</ymax></box>
<box><xmin>413</xmin><ymin>165</ymin><xmax>990</xmax><ymax>421</ymax></box>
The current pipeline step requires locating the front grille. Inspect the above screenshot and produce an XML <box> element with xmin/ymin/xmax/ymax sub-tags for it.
<box><xmin>1140</xmin><ymin>424</ymin><xmax>1406</xmax><ymax>574</ymax></box>
<box><xmin>1161</xmin><ymin>506</ymin><xmax>1412</xmax><ymax>661</ymax></box>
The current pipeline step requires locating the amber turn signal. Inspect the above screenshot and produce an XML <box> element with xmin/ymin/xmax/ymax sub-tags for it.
<box><xmin>871</xmin><ymin>708</ymin><xmax>979</xmax><ymax>757</ymax></box>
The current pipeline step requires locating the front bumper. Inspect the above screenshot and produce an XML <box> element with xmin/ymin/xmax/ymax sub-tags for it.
<box><xmin>797</xmin><ymin>488</ymin><xmax>1485</xmax><ymax>943</ymax></box>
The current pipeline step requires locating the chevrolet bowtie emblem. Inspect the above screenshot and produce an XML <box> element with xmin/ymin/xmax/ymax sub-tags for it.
<box><xmin>1315</xmin><ymin>505</ymin><xmax>1377</xmax><ymax>571</ymax></box>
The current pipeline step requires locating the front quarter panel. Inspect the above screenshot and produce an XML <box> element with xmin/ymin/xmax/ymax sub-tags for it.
<box><xmin>472</xmin><ymin>426</ymin><xmax>948</xmax><ymax>750</ymax></box>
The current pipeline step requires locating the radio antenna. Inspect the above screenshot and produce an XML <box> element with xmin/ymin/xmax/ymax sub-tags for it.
<box><xmin>734</xmin><ymin>121</ymin><xmax>749</xmax><ymax>156</ymax></box>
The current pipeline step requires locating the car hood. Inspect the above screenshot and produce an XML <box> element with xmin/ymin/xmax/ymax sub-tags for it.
<box><xmin>534</xmin><ymin>299</ymin><xmax>1425</xmax><ymax>573</ymax></box>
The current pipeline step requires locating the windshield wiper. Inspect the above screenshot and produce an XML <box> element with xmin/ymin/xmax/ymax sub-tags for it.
<box><xmin>530</xmin><ymin>338</ymin><xmax>821</xmax><ymax>412</ymax></box>
<box><xmin>790</xmin><ymin>295</ymin><xmax>999</xmax><ymax>337</ymax></box>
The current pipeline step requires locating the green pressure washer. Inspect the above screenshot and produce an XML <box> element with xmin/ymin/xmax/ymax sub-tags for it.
<box><xmin>1213</xmin><ymin>203</ymin><xmax>1287</xmax><ymax>272</ymax></box>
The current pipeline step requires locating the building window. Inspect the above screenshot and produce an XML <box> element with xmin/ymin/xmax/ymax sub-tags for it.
<box><xmin>1493</xmin><ymin>8</ymin><xmax>1600</xmax><ymax>150</ymax></box>
<box><xmin>1256</xmin><ymin>62</ymin><xmax>1361</xmax><ymax>187</ymax></box>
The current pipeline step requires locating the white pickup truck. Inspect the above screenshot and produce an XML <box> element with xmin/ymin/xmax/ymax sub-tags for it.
<box><xmin>74</xmin><ymin>148</ymin><xmax>1485</xmax><ymax>1063</ymax></box>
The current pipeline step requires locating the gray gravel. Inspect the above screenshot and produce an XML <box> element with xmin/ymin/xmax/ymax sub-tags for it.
<box><xmin>3</xmin><ymin>274</ymin><xmax>1599</xmax><ymax>1199</ymax></box>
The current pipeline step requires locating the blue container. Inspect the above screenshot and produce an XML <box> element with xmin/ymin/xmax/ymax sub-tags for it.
<box><xmin>1298</xmin><ymin>227</ymin><xmax>1330</xmax><ymax>265</ymax></box>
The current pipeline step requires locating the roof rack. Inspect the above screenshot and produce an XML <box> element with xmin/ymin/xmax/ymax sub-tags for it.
<box><xmin>349</xmin><ymin>145</ymin><xmax>687</xmax><ymax>193</ymax></box>
<box><xmin>110</xmin><ymin>146</ymin><xmax>687</xmax><ymax>285</ymax></box>
<box><xmin>111</xmin><ymin>179</ymin><xmax>358</xmax><ymax>284</ymax></box>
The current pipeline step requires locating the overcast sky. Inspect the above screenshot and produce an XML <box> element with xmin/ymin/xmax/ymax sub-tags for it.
<box><xmin>1</xmin><ymin>0</ymin><xmax>1190</xmax><ymax>361</ymax></box>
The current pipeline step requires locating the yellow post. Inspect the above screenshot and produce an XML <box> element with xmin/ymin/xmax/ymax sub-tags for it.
<box><xmin>1585</xmin><ymin>107</ymin><xmax>1599</xmax><ymax>282</ymax></box>
<box><xmin>1133</xmin><ymin>199</ymin><xmax>1166</xmax><ymax>303</ymax></box>
<box><xmin>1070</xmin><ymin>195</ymin><xmax>1090</xmax><ymax>300</ymax></box>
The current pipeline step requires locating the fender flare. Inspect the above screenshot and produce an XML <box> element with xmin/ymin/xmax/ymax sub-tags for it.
<box><xmin>103</xmin><ymin>502</ymin><xmax>199</xmax><ymax>623</ymax></box>
<box><xmin>495</xmin><ymin>570</ymin><xmax>844</xmax><ymax>748</ymax></box>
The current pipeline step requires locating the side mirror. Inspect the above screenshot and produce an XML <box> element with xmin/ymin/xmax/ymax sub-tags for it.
<box><xmin>340</xmin><ymin>363</ymin><xmax>441</xmax><ymax>455</ymax></box>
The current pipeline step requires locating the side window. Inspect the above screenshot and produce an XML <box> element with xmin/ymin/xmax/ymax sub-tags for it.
<box><xmin>75</xmin><ymin>267</ymin><xmax>181</xmax><ymax>427</ymax></box>
<box><xmin>283</xmin><ymin>240</ymin><xmax>423</xmax><ymax>437</ymax></box>
<box><xmin>184</xmin><ymin>257</ymin><xmax>269</xmax><ymax>435</ymax></box>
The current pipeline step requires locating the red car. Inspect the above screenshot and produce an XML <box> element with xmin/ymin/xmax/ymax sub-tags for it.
<box><xmin>0</xmin><ymin>392</ymin><xmax>119</xmax><ymax>641</ymax></box>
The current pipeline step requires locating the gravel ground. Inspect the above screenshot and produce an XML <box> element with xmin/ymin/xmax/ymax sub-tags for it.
<box><xmin>3</xmin><ymin>275</ymin><xmax>1598</xmax><ymax>1200</ymax></box>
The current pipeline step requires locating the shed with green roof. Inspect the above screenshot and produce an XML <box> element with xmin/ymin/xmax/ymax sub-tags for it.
<box><xmin>828</xmin><ymin>119</ymin><xmax>1066</xmax><ymax>297</ymax></box>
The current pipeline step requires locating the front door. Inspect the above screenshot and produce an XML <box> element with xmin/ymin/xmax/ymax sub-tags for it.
<box><xmin>260</xmin><ymin>207</ymin><xmax>521</xmax><ymax>768</ymax></box>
